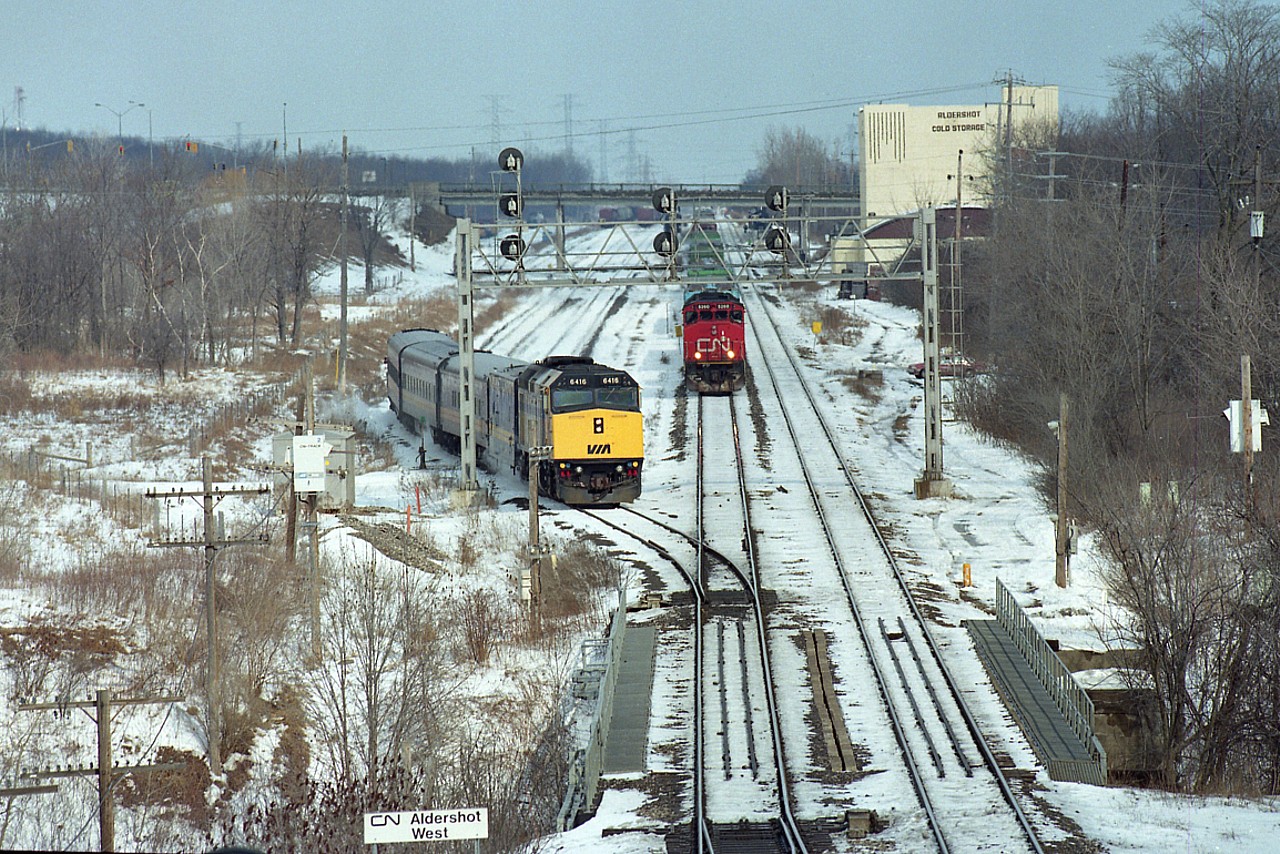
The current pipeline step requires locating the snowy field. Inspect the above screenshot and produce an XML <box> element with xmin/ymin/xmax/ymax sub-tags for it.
<box><xmin>1</xmin><ymin>210</ymin><xmax>1277</xmax><ymax>852</ymax></box>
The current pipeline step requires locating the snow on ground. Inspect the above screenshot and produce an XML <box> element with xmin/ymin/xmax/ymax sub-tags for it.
<box><xmin>1</xmin><ymin>210</ymin><xmax>1277</xmax><ymax>851</ymax></box>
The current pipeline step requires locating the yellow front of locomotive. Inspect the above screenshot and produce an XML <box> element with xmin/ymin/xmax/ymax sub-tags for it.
<box><xmin>541</xmin><ymin>365</ymin><xmax>644</xmax><ymax>505</ymax></box>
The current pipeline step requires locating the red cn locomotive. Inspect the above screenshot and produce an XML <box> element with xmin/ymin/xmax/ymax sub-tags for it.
<box><xmin>681</xmin><ymin>285</ymin><xmax>746</xmax><ymax>393</ymax></box>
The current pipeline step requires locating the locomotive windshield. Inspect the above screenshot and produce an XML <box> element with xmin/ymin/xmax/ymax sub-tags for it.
<box><xmin>551</xmin><ymin>389</ymin><xmax>594</xmax><ymax>410</ymax></box>
<box><xmin>551</xmin><ymin>386</ymin><xmax>639</xmax><ymax>412</ymax></box>
<box><xmin>597</xmin><ymin>387</ymin><xmax>639</xmax><ymax>409</ymax></box>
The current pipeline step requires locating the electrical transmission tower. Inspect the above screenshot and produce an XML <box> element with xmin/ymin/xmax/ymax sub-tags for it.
<box><xmin>562</xmin><ymin>93</ymin><xmax>574</xmax><ymax>158</ymax></box>
<box><xmin>598</xmin><ymin>120</ymin><xmax>609</xmax><ymax>183</ymax></box>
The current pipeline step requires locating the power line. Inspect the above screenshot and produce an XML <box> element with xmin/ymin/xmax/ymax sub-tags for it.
<box><xmin>179</xmin><ymin>82</ymin><xmax>999</xmax><ymax>156</ymax></box>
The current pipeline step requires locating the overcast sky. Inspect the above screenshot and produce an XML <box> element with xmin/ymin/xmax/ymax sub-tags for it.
<box><xmin>7</xmin><ymin>0</ymin><xmax>1194</xmax><ymax>184</ymax></box>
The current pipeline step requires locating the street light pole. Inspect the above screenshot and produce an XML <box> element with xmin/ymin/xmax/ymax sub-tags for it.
<box><xmin>94</xmin><ymin>100</ymin><xmax>145</xmax><ymax>151</ymax></box>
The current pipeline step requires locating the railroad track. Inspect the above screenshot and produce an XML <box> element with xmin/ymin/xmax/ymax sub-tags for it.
<box><xmin>742</xmin><ymin>284</ymin><xmax>1044</xmax><ymax>853</ymax></box>
<box><xmin>579</xmin><ymin>390</ymin><xmax>807</xmax><ymax>853</ymax></box>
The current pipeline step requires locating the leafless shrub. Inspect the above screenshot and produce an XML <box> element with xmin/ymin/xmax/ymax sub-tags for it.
<box><xmin>815</xmin><ymin>304</ymin><xmax>865</xmax><ymax>346</ymax></box>
<box><xmin>0</xmin><ymin>479</ymin><xmax>33</xmax><ymax>585</ymax></box>
<box><xmin>0</xmin><ymin>372</ymin><xmax>35</xmax><ymax>415</ymax></box>
<box><xmin>444</xmin><ymin>723</ymin><xmax>566</xmax><ymax>853</ymax></box>
<box><xmin>456</xmin><ymin>534</ymin><xmax>478</xmax><ymax>571</ymax></box>
<box><xmin>0</xmin><ymin>617</ymin><xmax>128</xmax><ymax>706</ymax></box>
<box><xmin>219</xmin><ymin>549</ymin><xmax>303</xmax><ymax>714</ymax></box>
<box><xmin>459</xmin><ymin>587</ymin><xmax>508</xmax><ymax>665</ymax></box>
<box><xmin>117</xmin><ymin>747</ymin><xmax>212</xmax><ymax>846</ymax></box>
<box><xmin>207</xmin><ymin>761</ymin><xmax>437</xmax><ymax>854</ymax></box>
<box><xmin>1094</xmin><ymin>465</ymin><xmax>1280</xmax><ymax>793</ymax></box>
<box><xmin>398</xmin><ymin>468</ymin><xmax>456</xmax><ymax>510</ymax></box>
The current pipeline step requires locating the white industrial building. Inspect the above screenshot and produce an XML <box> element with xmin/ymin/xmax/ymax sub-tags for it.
<box><xmin>858</xmin><ymin>85</ymin><xmax>1059</xmax><ymax>225</ymax></box>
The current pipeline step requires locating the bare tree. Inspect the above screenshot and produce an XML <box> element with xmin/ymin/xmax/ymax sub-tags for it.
<box><xmin>310</xmin><ymin>548</ymin><xmax>456</xmax><ymax>785</ymax></box>
<box><xmin>1109</xmin><ymin>0</ymin><xmax>1280</xmax><ymax>237</ymax></box>
<box><xmin>352</xmin><ymin>194</ymin><xmax>395</xmax><ymax>295</ymax></box>
<box><xmin>747</xmin><ymin>126</ymin><xmax>846</xmax><ymax>189</ymax></box>
<box><xmin>255</xmin><ymin>158</ymin><xmax>332</xmax><ymax>346</ymax></box>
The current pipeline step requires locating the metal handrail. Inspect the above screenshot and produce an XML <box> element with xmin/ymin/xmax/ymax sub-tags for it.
<box><xmin>995</xmin><ymin>578</ymin><xmax>1107</xmax><ymax>782</ymax></box>
<box><xmin>556</xmin><ymin>587</ymin><xmax>628</xmax><ymax>830</ymax></box>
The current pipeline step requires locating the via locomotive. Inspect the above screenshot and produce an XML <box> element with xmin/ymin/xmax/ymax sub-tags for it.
<box><xmin>386</xmin><ymin>329</ymin><xmax>644</xmax><ymax>505</ymax></box>
<box><xmin>681</xmin><ymin>283</ymin><xmax>746</xmax><ymax>393</ymax></box>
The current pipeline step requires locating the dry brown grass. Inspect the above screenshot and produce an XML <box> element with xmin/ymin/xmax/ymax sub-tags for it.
<box><xmin>117</xmin><ymin>746</ymin><xmax>213</xmax><ymax>826</ymax></box>
<box><xmin>815</xmin><ymin>304</ymin><xmax>866</xmax><ymax>347</ymax></box>
<box><xmin>0</xmin><ymin>371</ymin><xmax>168</xmax><ymax>419</ymax></box>
<box><xmin>8</xmin><ymin>349</ymin><xmax>137</xmax><ymax>376</ymax></box>
<box><xmin>541</xmin><ymin>541</ymin><xmax>623</xmax><ymax>625</ymax></box>
<box><xmin>474</xmin><ymin>290</ymin><xmax>523</xmax><ymax>337</ymax></box>
<box><xmin>834</xmin><ymin>366</ymin><xmax>885</xmax><ymax>402</ymax></box>
<box><xmin>319</xmin><ymin>294</ymin><xmax>455</xmax><ymax>399</ymax></box>
<box><xmin>784</xmin><ymin>278</ymin><xmax>823</xmax><ymax>295</ymax></box>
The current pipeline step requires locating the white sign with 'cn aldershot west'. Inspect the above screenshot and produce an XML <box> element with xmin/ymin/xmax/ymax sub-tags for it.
<box><xmin>363</xmin><ymin>808</ymin><xmax>488</xmax><ymax>844</ymax></box>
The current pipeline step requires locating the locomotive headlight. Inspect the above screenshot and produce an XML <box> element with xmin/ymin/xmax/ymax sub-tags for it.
<box><xmin>575</xmin><ymin>465</ymin><xmax>583</xmax><ymax>473</ymax></box>
<box><xmin>616</xmin><ymin>464</ymin><xmax>624</xmax><ymax>472</ymax></box>
<box><xmin>694</xmin><ymin>351</ymin><xmax>702</xmax><ymax>360</ymax></box>
<box><xmin>727</xmin><ymin>349</ymin><xmax>736</xmax><ymax>359</ymax></box>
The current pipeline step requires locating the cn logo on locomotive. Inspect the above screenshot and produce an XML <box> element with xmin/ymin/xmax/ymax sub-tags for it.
<box><xmin>697</xmin><ymin>335</ymin><xmax>734</xmax><ymax>354</ymax></box>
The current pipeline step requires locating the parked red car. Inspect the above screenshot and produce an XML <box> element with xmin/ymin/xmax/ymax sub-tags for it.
<box><xmin>908</xmin><ymin>354</ymin><xmax>987</xmax><ymax>379</ymax></box>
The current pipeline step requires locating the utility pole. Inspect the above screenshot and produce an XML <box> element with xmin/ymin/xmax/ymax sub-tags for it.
<box><xmin>1253</xmin><ymin>145</ymin><xmax>1264</xmax><ymax>294</ymax></box>
<box><xmin>947</xmin><ymin>149</ymin><xmax>969</xmax><ymax>356</ymax></box>
<box><xmin>1004</xmin><ymin>71</ymin><xmax>1014</xmax><ymax>201</ymax></box>
<box><xmin>262</xmin><ymin>365</ymin><xmax>346</xmax><ymax>662</ymax></box>
<box><xmin>526</xmin><ymin>446</ymin><xmax>553</xmax><ymax>626</ymax></box>
<box><xmin>562</xmin><ymin>93</ymin><xmax>574</xmax><ymax>158</ymax></box>
<box><xmin>302</xmin><ymin>363</ymin><xmax>322</xmax><ymax>662</ymax></box>
<box><xmin>282</xmin><ymin>102</ymin><xmax>288</xmax><ymax>181</ymax></box>
<box><xmin>1243</xmin><ymin>354</ymin><xmax>1254</xmax><ymax>502</ymax></box>
<box><xmin>1244</xmin><ymin>146</ymin><xmax>1267</xmax><ymax>504</ymax></box>
<box><xmin>408</xmin><ymin>182</ymin><xmax>416</xmax><ymax>272</ymax></box>
<box><xmin>146</xmin><ymin>458</ymin><xmax>269</xmax><ymax>776</ymax></box>
<box><xmin>598</xmin><ymin>120</ymin><xmax>609</xmax><ymax>184</ymax></box>
<box><xmin>18</xmin><ymin>689</ymin><xmax>182</xmax><ymax>852</ymax></box>
<box><xmin>1053</xmin><ymin>393</ymin><xmax>1070</xmax><ymax>588</ymax></box>
<box><xmin>339</xmin><ymin>134</ymin><xmax>349</xmax><ymax>393</ymax></box>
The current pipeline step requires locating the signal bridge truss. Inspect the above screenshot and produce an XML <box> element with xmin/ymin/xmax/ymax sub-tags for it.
<box><xmin>467</xmin><ymin>210</ymin><xmax>929</xmax><ymax>292</ymax></box>
<box><xmin>451</xmin><ymin>157</ymin><xmax>942</xmax><ymax>495</ymax></box>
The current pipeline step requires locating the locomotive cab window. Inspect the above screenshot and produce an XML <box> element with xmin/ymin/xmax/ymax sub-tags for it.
<box><xmin>715</xmin><ymin>309</ymin><xmax>728</xmax><ymax>320</ymax></box>
<box><xmin>732</xmin><ymin>310</ymin><xmax>743</xmax><ymax>322</ymax></box>
<box><xmin>551</xmin><ymin>388</ymin><xmax>595</xmax><ymax>412</ymax></box>
<box><xmin>684</xmin><ymin>310</ymin><xmax>696</xmax><ymax>325</ymax></box>
<box><xmin>699</xmin><ymin>309</ymin><xmax>712</xmax><ymax>321</ymax></box>
<box><xmin>597</xmin><ymin>387</ymin><xmax>638</xmax><ymax>409</ymax></box>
